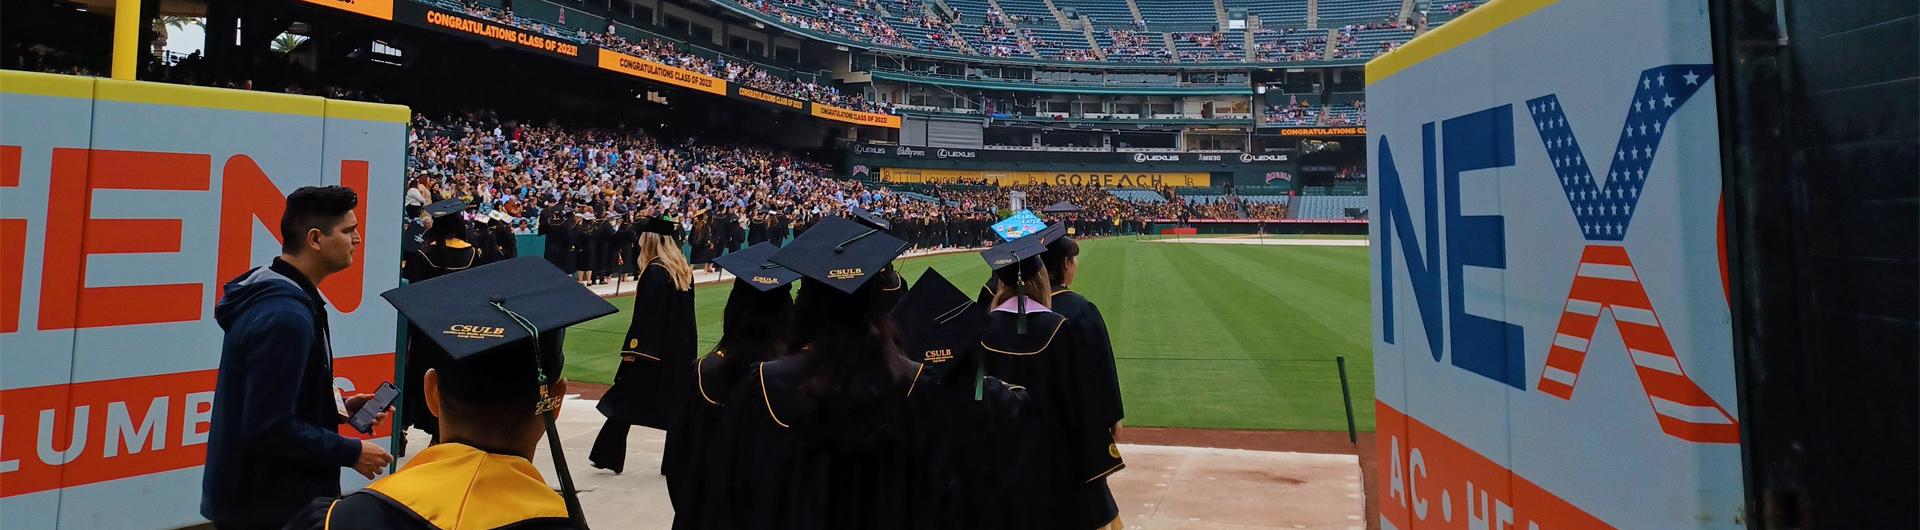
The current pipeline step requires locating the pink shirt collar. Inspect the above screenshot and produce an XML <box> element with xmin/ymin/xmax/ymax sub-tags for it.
<box><xmin>991</xmin><ymin>296</ymin><xmax>1053</xmax><ymax>314</ymax></box>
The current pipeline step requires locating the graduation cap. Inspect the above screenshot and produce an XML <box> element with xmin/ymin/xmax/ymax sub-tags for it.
<box><xmin>1041</xmin><ymin>201</ymin><xmax>1083</xmax><ymax>213</ymax></box>
<box><xmin>378</xmin><ymin>256</ymin><xmax>613</xmax><ymax>527</ymax></box>
<box><xmin>890</xmin><ymin>268</ymin><xmax>986</xmax><ymax>367</ymax></box>
<box><xmin>990</xmin><ymin>209</ymin><xmax>1046</xmax><ymax>241</ymax></box>
<box><xmin>768</xmin><ymin>216</ymin><xmax>908</xmax><ymax>294</ymax></box>
<box><xmin>638</xmin><ymin>216</ymin><xmax>678</xmax><ymax>236</ymax></box>
<box><xmin>712</xmin><ymin>242</ymin><xmax>801</xmax><ymax>292</ymax></box>
<box><xmin>425</xmin><ymin>198</ymin><xmax>468</xmax><ymax>220</ymax></box>
<box><xmin>849</xmin><ymin>205</ymin><xmax>891</xmax><ymax>232</ymax></box>
<box><xmin>381</xmin><ymin>256</ymin><xmax>616</xmax><ymax>391</ymax></box>
<box><xmin>981</xmin><ymin>222</ymin><xmax>1068</xmax><ymax>334</ymax></box>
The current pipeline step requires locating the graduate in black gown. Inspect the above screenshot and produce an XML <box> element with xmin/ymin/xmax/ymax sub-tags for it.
<box><xmin>1041</xmin><ymin>236</ymin><xmax>1122</xmax><ymax>422</ymax></box>
<box><xmin>958</xmin><ymin>223</ymin><xmax>1126</xmax><ymax>530</ymax></box>
<box><xmin>539</xmin><ymin>202</ymin><xmax>573</xmax><ymax>273</ymax></box>
<box><xmin>664</xmin><ymin>242</ymin><xmax>799</xmax><ymax>530</ymax></box>
<box><xmin>591</xmin><ymin>216</ymin><xmax>697</xmax><ymax>474</ymax></box>
<box><xmin>399</xmin><ymin>199</ymin><xmax>484</xmax><ymax>444</ymax></box>
<box><xmin>290</xmin><ymin>257</ymin><xmax>613</xmax><ymax>530</ymax></box>
<box><xmin>616</xmin><ymin>210</ymin><xmax>642</xmax><ymax>281</ymax></box>
<box><xmin>698</xmin><ymin>217</ymin><xmax>961</xmax><ymax>530</ymax></box>
<box><xmin>891</xmin><ymin>268</ymin><xmax>989</xmax><ymax>382</ymax></box>
<box><xmin>483</xmin><ymin>211</ymin><xmax>519</xmax><ymax>263</ymax></box>
<box><xmin>571</xmin><ymin>211</ymin><xmax>594</xmax><ymax>283</ymax></box>
<box><xmin>848</xmin><ymin>206</ymin><xmax>909</xmax><ymax>311</ymax></box>
<box><xmin>767</xmin><ymin>213</ymin><xmax>789</xmax><ymax>246</ymax></box>
<box><xmin>590</xmin><ymin>215</ymin><xmax>618</xmax><ymax>285</ymax></box>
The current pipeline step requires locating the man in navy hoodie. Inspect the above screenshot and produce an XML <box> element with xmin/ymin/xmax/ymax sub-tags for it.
<box><xmin>202</xmin><ymin>185</ymin><xmax>392</xmax><ymax>529</ymax></box>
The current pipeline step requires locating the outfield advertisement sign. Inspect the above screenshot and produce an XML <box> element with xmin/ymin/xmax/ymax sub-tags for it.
<box><xmin>853</xmin><ymin>142</ymin><xmax>1290</xmax><ymax>166</ymax></box>
<box><xmin>879</xmin><ymin>167</ymin><xmax>1209</xmax><ymax>187</ymax></box>
<box><xmin>397</xmin><ymin>2</ymin><xmax>583</xmax><ymax>60</ymax></box>
<box><xmin>1367</xmin><ymin>1</ymin><xmax>1743</xmax><ymax>529</ymax></box>
<box><xmin>0</xmin><ymin>72</ymin><xmax>406</xmax><ymax>529</ymax></box>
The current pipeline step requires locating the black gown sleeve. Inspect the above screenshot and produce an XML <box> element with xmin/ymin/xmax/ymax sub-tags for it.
<box><xmin>1076</xmin><ymin>301</ymin><xmax>1125</xmax><ymax>423</ymax></box>
<box><xmin>1059</xmin><ymin>324</ymin><xmax>1125</xmax><ymax>484</ymax></box>
<box><xmin>621</xmin><ymin>265</ymin><xmax>674</xmax><ymax>360</ymax></box>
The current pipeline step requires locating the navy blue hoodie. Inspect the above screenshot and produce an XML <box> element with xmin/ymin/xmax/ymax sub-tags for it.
<box><xmin>201</xmin><ymin>259</ymin><xmax>362</xmax><ymax>527</ymax></box>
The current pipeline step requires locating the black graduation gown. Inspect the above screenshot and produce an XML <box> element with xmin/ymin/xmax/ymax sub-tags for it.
<box><xmin>540</xmin><ymin>212</ymin><xmax>573</xmax><ymax>272</ymax></box>
<box><xmin>284</xmin><ymin>443</ymin><xmax>576</xmax><ymax>530</ymax></box>
<box><xmin>962</xmin><ymin>309</ymin><xmax>1124</xmax><ymax>530</ymax></box>
<box><xmin>1050</xmin><ymin>288</ymin><xmax>1125</xmax><ymax>422</ymax></box>
<box><xmin>767</xmin><ymin>216</ymin><xmax>788</xmax><ymax>246</ymax></box>
<box><xmin>691</xmin><ymin>221</ymin><xmax>718</xmax><ymax>264</ymax></box>
<box><xmin>592</xmin><ymin>222</ymin><xmax>618</xmax><ymax>278</ymax></box>
<box><xmin>697</xmin><ymin>355</ymin><xmax>949</xmax><ymax>530</ymax></box>
<box><xmin>725</xmin><ymin>217</ymin><xmax>746</xmax><ymax>253</ymax></box>
<box><xmin>490</xmin><ymin>221</ymin><xmax>519</xmax><ymax>261</ymax></box>
<box><xmin>572</xmin><ymin>223</ymin><xmax>593</xmax><ymax>273</ymax></box>
<box><xmin>664</xmin><ymin>347</ymin><xmax>766</xmax><ymax>530</ymax></box>
<box><xmin>398</xmin><ymin>242</ymin><xmax>482</xmax><ymax>438</ymax></box>
<box><xmin>592</xmin><ymin>260</ymin><xmax>697</xmax><ymax>470</ymax></box>
<box><xmin>617</xmin><ymin>226</ymin><xmax>641</xmax><ymax>277</ymax></box>
<box><xmin>748</xmin><ymin>220</ymin><xmax>768</xmax><ymax>245</ymax></box>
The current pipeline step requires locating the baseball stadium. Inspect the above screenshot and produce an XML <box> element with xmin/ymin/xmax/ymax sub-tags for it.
<box><xmin>1</xmin><ymin>0</ymin><xmax>1914</xmax><ymax>528</ymax></box>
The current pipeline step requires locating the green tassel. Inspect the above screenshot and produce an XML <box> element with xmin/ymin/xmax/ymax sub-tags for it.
<box><xmin>973</xmin><ymin>361</ymin><xmax>985</xmax><ymax>402</ymax></box>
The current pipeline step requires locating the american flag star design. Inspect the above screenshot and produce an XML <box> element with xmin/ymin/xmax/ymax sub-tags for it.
<box><xmin>1523</xmin><ymin>65</ymin><xmax>1738</xmax><ymax>444</ymax></box>
<box><xmin>1525</xmin><ymin>65</ymin><xmax>1713</xmax><ymax>242</ymax></box>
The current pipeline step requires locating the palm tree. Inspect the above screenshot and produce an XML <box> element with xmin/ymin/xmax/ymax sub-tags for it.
<box><xmin>271</xmin><ymin>33</ymin><xmax>310</xmax><ymax>54</ymax></box>
<box><xmin>152</xmin><ymin>16</ymin><xmax>205</xmax><ymax>58</ymax></box>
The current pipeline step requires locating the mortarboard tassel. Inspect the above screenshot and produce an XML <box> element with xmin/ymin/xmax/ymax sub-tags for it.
<box><xmin>491</xmin><ymin>299</ymin><xmax>590</xmax><ymax>530</ymax></box>
<box><xmin>1015</xmin><ymin>263</ymin><xmax>1028</xmax><ymax>335</ymax></box>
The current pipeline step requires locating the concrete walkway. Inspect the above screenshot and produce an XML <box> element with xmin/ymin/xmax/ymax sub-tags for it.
<box><xmin>393</xmin><ymin>396</ymin><xmax>1364</xmax><ymax>529</ymax></box>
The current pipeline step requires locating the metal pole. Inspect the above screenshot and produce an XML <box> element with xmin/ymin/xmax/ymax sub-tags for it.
<box><xmin>112</xmin><ymin>0</ymin><xmax>142</xmax><ymax>80</ymax></box>
<box><xmin>1337</xmin><ymin>355</ymin><xmax>1357</xmax><ymax>445</ymax></box>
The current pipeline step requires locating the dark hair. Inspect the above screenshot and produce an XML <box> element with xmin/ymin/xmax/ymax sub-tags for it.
<box><xmin>435</xmin><ymin>333</ymin><xmax>566</xmax><ymax>432</ymax></box>
<box><xmin>715</xmin><ymin>281</ymin><xmax>793</xmax><ymax>363</ymax></box>
<box><xmin>424</xmin><ymin>212</ymin><xmax>471</xmax><ymax>242</ymax></box>
<box><xmin>281</xmin><ymin>186</ymin><xmax>359</xmax><ymax>254</ymax></box>
<box><xmin>790</xmin><ymin>276</ymin><xmax>909</xmax><ymax>444</ymax></box>
<box><xmin>1040</xmin><ymin>237</ymin><xmax>1079</xmax><ymax>286</ymax></box>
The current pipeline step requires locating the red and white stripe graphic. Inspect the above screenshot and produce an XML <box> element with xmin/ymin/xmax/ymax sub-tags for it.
<box><xmin>1536</xmin><ymin>245</ymin><xmax>1739</xmax><ymax>444</ymax></box>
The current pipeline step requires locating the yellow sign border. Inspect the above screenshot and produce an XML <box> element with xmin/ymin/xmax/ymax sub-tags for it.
<box><xmin>1366</xmin><ymin>0</ymin><xmax>1558</xmax><ymax>85</ymax></box>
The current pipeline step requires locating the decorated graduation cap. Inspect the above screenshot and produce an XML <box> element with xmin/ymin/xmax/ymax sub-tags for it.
<box><xmin>848</xmin><ymin>205</ymin><xmax>892</xmax><ymax>232</ymax></box>
<box><xmin>982</xmin><ymin>222</ymin><xmax>1067</xmax><ymax>334</ymax></box>
<box><xmin>712</xmin><ymin>242</ymin><xmax>802</xmax><ymax>292</ymax></box>
<box><xmin>425</xmin><ymin>198</ymin><xmax>468</xmax><ymax>219</ymax></box>
<box><xmin>379</xmin><ymin>256</ymin><xmax>614</xmax><ymax>528</ymax></box>
<box><xmin>891</xmin><ymin>268</ymin><xmax>987</xmax><ymax>368</ymax></box>
<box><xmin>638</xmin><ymin>216</ymin><xmax>678</xmax><ymax>236</ymax></box>
<box><xmin>768</xmin><ymin>216</ymin><xmax>908</xmax><ymax>294</ymax></box>
<box><xmin>990</xmin><ymin>209</ymin><xmax>1046</xmax><ymax>242</ymax></box>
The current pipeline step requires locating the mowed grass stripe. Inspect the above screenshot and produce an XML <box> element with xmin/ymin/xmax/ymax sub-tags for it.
<box><xmin>1154</xmin><ymin>244</ymin><xmax>1374</xmax><ymax>430</ymax></box>
<box><xmin>556</xmin><ymin>237</ymin><xmax>1376</xmax><ymax>432</ymax></box>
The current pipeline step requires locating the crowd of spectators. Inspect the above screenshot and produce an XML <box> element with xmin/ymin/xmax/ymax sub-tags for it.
<box><xmin>446</xmin><ymin>1</ymin><xmax>891</xmax><ymax>113</ymax></box>
<box><xmin>1104</xmin><ymin>29</ymin><xmax>1171</xmax><ymax>61</ymax></box>
<box><xmin>402</xmin><ymin>110</ymin><xmax>1278</xmax><ymax>264</ymax></box>
<box><xmin>1329</xmin><ymin>18</ymin><xmax>1414</xmax><ymax>59</ymax></box>
<box><xmin>1251</xmin><ymin>27</ymin><xmax>1327</xmax><ymax>62</ymax></box>
<box><xmin>1174</xmin><ymin>32</ymin><xmax>1243</xmax><ymax>62</ymax></box>
<box><xmin>1263</xmin><ymin>97</ymin><xmax>1320</xmax><ymax>126</ymax></box>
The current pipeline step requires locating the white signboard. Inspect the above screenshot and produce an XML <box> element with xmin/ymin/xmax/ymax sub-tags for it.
<box><xmin>0</xmin><ymin>71</ymin><xmax>407</xmax><ymax>529</ymax></box>
<box><xmin>1367</xmin><ymin>1</ymin><xmax>1744</xmax><ymax>528</ymax></box>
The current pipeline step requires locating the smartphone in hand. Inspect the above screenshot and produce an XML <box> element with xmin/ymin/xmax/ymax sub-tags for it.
<box><xmin>349</xmin><ymin>382</ymin><xmax>400</xmax><ymax>434</ymax></box>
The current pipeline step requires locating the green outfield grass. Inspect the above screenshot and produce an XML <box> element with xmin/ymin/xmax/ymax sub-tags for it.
<box><xmin>561</xmin><ymin>237</ymin><xmax>1375</xmax><ymax>432</ymax></box>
